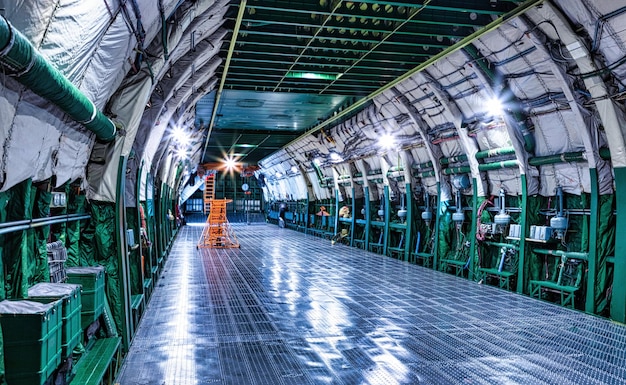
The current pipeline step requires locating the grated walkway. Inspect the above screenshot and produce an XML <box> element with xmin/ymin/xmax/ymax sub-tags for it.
<box><xmin>117</xmin><ymin>224</ymin><xmax>626</xmax><ymax>384</ymax></box>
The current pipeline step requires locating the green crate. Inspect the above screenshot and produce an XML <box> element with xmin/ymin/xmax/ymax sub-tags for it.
<box><xmin>0</xmin><ymin>299</ymin><xmax>63</xmax><ymax>385</ymax></box>
<box><xmin>28</xmin><ymin>282</ymin><xmax>83</xmax><ymax>357</ymax></box>
<box><xmin>66</xmin><ymin>266</ymin><xmax>105</xmax><ymax>329</ymax></box>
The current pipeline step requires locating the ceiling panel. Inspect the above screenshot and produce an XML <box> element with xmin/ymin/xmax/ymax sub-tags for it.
<box><xmin>197</xmin><ymin>89</ymin><xmax>350</xmax><ymax>163</ymax></box>
<box><xmin>197</xmin><ymin>0</ymin><xmax>527</xmax><ymax>164</ymax></box>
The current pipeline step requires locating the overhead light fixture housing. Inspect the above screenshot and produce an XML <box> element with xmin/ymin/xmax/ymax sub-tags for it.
<box><xmin>286</xmin><ymin>71</ymin><xmax>341</xmax><ymax>81</ymax></box>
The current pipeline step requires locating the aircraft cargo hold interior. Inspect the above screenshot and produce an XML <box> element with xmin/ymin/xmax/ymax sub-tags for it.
<box><xmin>2</xmin><ymin>0</ymin><xmax>626</xmax><ymax>384</ymax></box>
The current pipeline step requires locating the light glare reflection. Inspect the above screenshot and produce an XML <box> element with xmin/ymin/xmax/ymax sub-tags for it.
<box><xmin>486</xmin><ymin>96</ymin><xmax>503</xmax><ymax>116</ymax></box>
<box><xmin>379</xmin><ymin>133</ymin><xmax>395</xmax><ymax>149</ymax></box>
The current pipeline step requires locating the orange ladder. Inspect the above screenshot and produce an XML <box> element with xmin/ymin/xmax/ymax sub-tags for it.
<box><xmin>203</xmin><ymin>173</ymin><xmax>215</xmax><ymax>214</ymax></box>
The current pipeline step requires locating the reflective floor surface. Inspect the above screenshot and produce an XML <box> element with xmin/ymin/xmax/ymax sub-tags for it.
<box><xmin>117</xmin><ymin>224</ymin><xmax>626</xmax><ymax>384</ymax></box>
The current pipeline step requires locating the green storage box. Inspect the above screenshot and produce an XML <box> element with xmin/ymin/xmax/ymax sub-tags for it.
<box><xmin>28</xmin><ymin>282</ymin><xmax>82</xmax><ymax>357</ymax></box>
<box><xmin>0</xmin><ymin>299</ymin><xmax>63</xmax><ymax>385</ymax></box>
<box><xmin>66</xmin><ymin>266</ymin><xmax>105</xmax><ymax>329</ymax></box>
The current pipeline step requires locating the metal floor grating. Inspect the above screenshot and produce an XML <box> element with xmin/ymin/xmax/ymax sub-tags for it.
<box><xmin>117</xmin><ymin>224</ymin><xmax>626</xmax><ymax>384</ymax></box>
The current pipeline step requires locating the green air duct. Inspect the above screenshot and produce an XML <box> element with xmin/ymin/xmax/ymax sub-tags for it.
<box><xmin>442</xmin><ymin>159</ymin><xmax>519</xmax><ymax>175</ymax></box>
<box><xmin>0</xmin><ymin>16</ymin><xmax>116</xmax><ymax>142</ymax></box>
<box><xmin>527</xmin><ymin>149</ymin><xmax>610</xmax><ymax>166</ymax></box>
<box><xmin>429</xmin><ymin>147</ymin><xmax>606</xmax><ymax>177</ymax></box>
<box><xmin>528</xmin><ymin>152</ymin><xmax>585</xmax><ymax>166</ymax></box>
<box><xmin>412</xmin><ymin>160</ymin><xmax>433</xmax><ymax>170</ymax></box>
<box><xmin>476</xmin><ymin>146</ymin><xmax>517</xmax><ymax>160</ymax></box>
<box><xmin>532</xmin><ymin>248</ymin><xmax>588</xmax><ymax>261</ymax></box>
<box><xmin>478</xmin><ymin>159</ymin><xmax>519</xmax><ymax>171</ymax></box>
<box><xmin>443</xmin><ymin>166</ymin><xmax>471</xmax><ymax>175</ymax></box>
<box><xmin>440</xmin><ymin>155</ymin><xmax>468</xmax><ymax>165</ymax></box>
<box><xmin>441</xmin><ymin>147</ymin><xmax>517</xmax><ymax>165</ymax></box>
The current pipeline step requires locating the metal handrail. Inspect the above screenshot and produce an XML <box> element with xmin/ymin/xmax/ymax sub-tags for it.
<box><xmin>0</xmin><ymin>213</ymin><xmax>90</xmax><ymax>235</ymax></box>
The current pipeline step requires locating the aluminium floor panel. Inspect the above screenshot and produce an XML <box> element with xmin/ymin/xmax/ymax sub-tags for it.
<box><xmin>116</xmin><ymin>223</ymin><xmax>626</xmax><ymax>384</ymax></box>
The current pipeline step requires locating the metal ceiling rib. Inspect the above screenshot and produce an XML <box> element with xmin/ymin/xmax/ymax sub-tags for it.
<box><xmin>221</xmin><ymin>0</ymin><xmax>522</xmax><ymax>94</ymax></box>
<box><xmin>272</xmin><ymin>0</ymin><xmax>345</xmax><ymax>92</ymax></box>
<box><xmin>198</xmin><ymin>0</ymin><xmax>529</xmax><ymax>164</ymax></box>
<box><xmin>201</xmin><ymin>0</ymin><xmax>248</xmax><ymax>163</ymax></box>
<box><xmin>196</xmin><ymin>89</ymin><xmax>351</xmax><ymax>163</ymax></box>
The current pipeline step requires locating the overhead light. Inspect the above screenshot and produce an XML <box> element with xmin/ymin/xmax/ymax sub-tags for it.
<box><xmin>175</xmin><ymin>148</ymin><xmax>189</xmax><ymax>160</ymax></box>
<box><xmin>233</xmin><ymin>143</ymin><xmax>257</xmax><ymax>148</ymax></box>
<box><xmin>291</xmin><ymin>165</ymin><xmax>298</xmax><ymax>173</ymax></box>
<box><xmin>286</xmin><ymin>71</ymin><xmax>340</xmax><ymax>81</ymax></box>
<box><xmin>275</xmin><ymin>172</ymin><xmax>283</xmax><ymax>178</ymax></box>
<box><xmin>171</xmin><ymin>126</ymin><xmax>190</xmax><ymax>147</ymax></box>
<box><xmin>485</xmin><ymin>97</ymin><xmax>504</xmax><ymax>116</ymax></box>
<box><xmin>223</xmin><ymin>157</ymin><xmax>237</xmax><ymax>170</ymax></box>
<box><xmin>330</xmin><ymin>152</ymin><xmax>343</xmax><ymax>162</ymax></box>
<box><xmin>379</xmin><ymin>133</ymin><xmax>395</xmax><ymax>149</ymax></box>
<box><xmin>313</xmin><ymin>157</ymin><xmax>322</xmax><ymax>166</ymax></box>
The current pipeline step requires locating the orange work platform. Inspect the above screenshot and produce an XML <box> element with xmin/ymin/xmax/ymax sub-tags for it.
<box><xmin>198</xmin><ymin>175</ymin><xmax>239</xmax><ymax>249</ymax></box>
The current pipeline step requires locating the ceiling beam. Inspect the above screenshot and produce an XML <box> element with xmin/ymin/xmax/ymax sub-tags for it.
<box><xmin>220</xmin><ymin>85</ymin><xmax>370</xmax><ymax>95</ymax></box>
<box><xmin>356</xmin><ymin>0</ymin><xmax>509</xmax><ymax>13</ymax></box>
<box><xmin>227</xmin><ymin>65</ymin><xmax>401</xmax><ymax>77</ymax></box>
<box><xmin>206</xmin><ymin>128</ymin><xmax>303</xmax><ymax>136</ymax></box>
<box><xmin>232</xmin><ymin>39</ymin><xmax>434</xmax><ymax>57</ymax></box>
<box><xmin>226</xmin><ymin>73</ymin><xmax>393</xmax><ymax>85</ymax></box>
<box><xmin>221</xmin><ymin>80</ymin><xmax>377</xmax><ymax>94</ymax></box>
<box><xmin>201</xmin><ymin>0</ymin><xmax>247</xmax><ymax>162</ymax></box>
<box><xmin>228</xmin><ymin>50</ymin><xmax>431</xmax><ymax>66</ymax></box>
<box><xmin>223</xmin><ymin>57</ymin><xmax>412</xmax><ymax>72</ymax></box>
<box><xmin>225</xmin><ymin>76</ymin><xmax>382</xmax><ymax>87</ymax></box>
<box><xmin>235</xmin><ymin>30</ymin><xmax>453</xmax><ymax>47</ymax></box>
<box><xmin>243</xmin><ymin>135</ymin><xmax>275</xmax><ymax>160</ymax></box>
<box><xmin>247</xmin><ymin>5</ymin><xmax>507</xmax><ymax>25</ymax></box>
<box><xmin>234</xmin><ymin>16</ymin><xmax>477</xmax><ymax>37</ymax></box>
